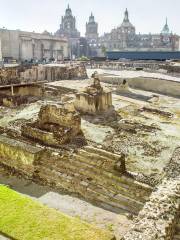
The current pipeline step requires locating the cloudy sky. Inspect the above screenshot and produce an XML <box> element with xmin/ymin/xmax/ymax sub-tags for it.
<box><xmin>0</xmin><ymin>0</ymin><xmax>179</xmax><ymax>36</ymax></box>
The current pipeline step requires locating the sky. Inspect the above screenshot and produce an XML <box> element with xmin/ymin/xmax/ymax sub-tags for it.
<box><xmin>0</xmin><ymin>0</ymin><xmax>179</xmax><ymax>36</ymax></box>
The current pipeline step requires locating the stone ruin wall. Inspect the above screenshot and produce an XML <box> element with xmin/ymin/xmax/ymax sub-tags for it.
<box><xmin>122</xmin><ymin>177</ymin><xmax>180</xmax><ymax>240</ymax></box>
<box><xmin>0</xmin><ymin>67</ymin><xmax>20</xmax><ymax>85</ymax></box>
<box><xmin>20</xmin><ymin>64</ymin><xmax>87</xmax><ymax>82</ymax></box>
<box><xmin>75</xmin><ymin>91</ymin><xmax>113</xmax><ymax>114</ymax></box>
<box><xmin>0</xmin><ymin>64</ymin><xmax>87</xmax><ymax>86</ymax></box>
<box><xmin>89</xmin><ymin>61</ymin><xmax>180</xmax><ymax>74</ymax></box>
<box><xmin>0</xmin><ymin>135</ymin><xmax>43</xmax><ymax>176</ymax></box>
<box><xmin>89</xmin><ymin>61</ymin><xmax>162</xmax><ymax>71</ymax></box>
<box><xmin>98</xmin><ymin>74</ymin><xmax>180</xmax><ymax>98</ymax></box>
<box><xmin>22</xmin><ymin>104</ymin><xmax>82</xmax><ymax>146</ymax></box>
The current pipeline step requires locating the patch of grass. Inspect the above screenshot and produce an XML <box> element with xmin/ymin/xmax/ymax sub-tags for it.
<box><xmin>0</xmin><ymin>185</ymin><xmax>114</xmax><ymax>240</ymax></box>
<box><xmin>106</xmin><ymin>224</ymin><xmax>114</xmax><ymax>232</ymax></box>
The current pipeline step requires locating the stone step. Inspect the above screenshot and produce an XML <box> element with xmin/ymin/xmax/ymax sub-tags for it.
<box><xmin>38</xmin><ymin>155</ymin><xmax>150</xmax><ymax>203</ymax></box>
<box><xmin>53</xmin><ymin>155</ymin><xmax>148</xmax><ymax>201</ymax></box>
<box><xmin>37</xmin><ymin>158</ymin><xmax>146</xmax><ymax>207</ymax></box>
<box><xmin>84</xmin><ymin>146</ymin><xmax>121</xmax><ymax>161</ymax></box>
<box><xmin>78</xmin><ymin>149</ymin><xmax>117</xmax><ymax>168</ymax></box>
<box><xmin>76</xmin><ymin>151</ymin><xmax>120</xmax><ymax>175</ymax></box>
<box><xmin>76</xmin><ymin>151</ymin><xmax>152</xmax><ymax>197</ymax></box>
<box><xmin>74</xmin><ymin>155</ymin><xmax>150</xmax><ymax>201</ymax></box>
<box><xmin>36</xmin><ymin>166</ymin><xmax>142</xmax><ymax>214</ymax></box>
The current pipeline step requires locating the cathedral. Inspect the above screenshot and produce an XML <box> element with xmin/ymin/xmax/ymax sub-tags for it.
<box><xmin>55</xmin><ymin>4</ymin><xmax>80</xmax><ymax>58</ymax></box>
<box><xmin>85</xmin><ymin>13</ymin><xmax>99</xmax><ymax>41</ymax></box>
<box><xmin>55</xmin><ymin>5</ymin><xmax>179</xmax><ymax>58</ymax></box>
<box><xmin>100</xmin><ymin>9</ymin><xmax>179</xmax><ymax>51</ymax></box>
<box><xmin>55</xmin><ymin>4</ymin><xmax>80</xmax><ymax>39</ymax></box>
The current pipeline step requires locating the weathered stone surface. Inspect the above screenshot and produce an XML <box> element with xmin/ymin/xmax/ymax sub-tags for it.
<box><xmin>0</xmin><ymin>135</ymin><xmax>44</xmax><ymax>175</ymax></box>
<box><xmin>38</xmin><ymin>104</ymin><xmax>81</xmax><ymax>134</ymax></box>
<box><xmin>122</xmin><ymin>178</ymin><xmax>180</xmax><ymax>240</ymax></box>
<box><xmin>22</xmin><ymin>103</ymin><xmax>82</xmax><ymax>146</ymax></box>
<box><xmin>20</xmin><ymin>64</ymin><xmax>87</xmax><ymax>82</ymax></box>
<box><xmin>30</xmin><ymin>144</ymin><xmax>153</xmax><ymax>214</ymax></box>
<box><xmin>0</xmin><ymin>68</ymin><xmax>19</xmax><ymax>85</ymax></box>
<box><xmin>0</xmin><ymin>64</ymin><xmax>87</xmax><ymax>86</ymax></box>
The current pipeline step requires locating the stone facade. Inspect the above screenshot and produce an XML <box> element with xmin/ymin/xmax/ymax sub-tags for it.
<box><xmin>0</xmin><ymin>29</ymin><xmax>68</xmax><ymax>62</ymax></box>
<box><xmin>0</xmin><ymin>134</ymin><xmax>43</xmax><ymax>176</ymax></box>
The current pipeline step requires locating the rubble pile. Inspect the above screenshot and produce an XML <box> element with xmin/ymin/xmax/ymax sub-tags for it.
<box><xmin>122</xmin><ymin>177</ymin><xmax>180</xmax><ymax>240</ymax></box>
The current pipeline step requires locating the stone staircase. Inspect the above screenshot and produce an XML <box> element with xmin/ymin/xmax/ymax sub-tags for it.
<box><xmin>35</xmin><ymin>146</ymin><xmax>152</xmax><ymax>215</ymax></box>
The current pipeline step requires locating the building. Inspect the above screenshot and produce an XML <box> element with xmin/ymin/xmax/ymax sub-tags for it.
<box><xmin>99</xmin><ymin>9</ymin><xmax>136</xmax><ymax>50</ymax></box>
<box><xmin>86</xmin><ymin>13</ymin><xmax>98</xmax><ymax>41</ymax></box>
<box><xmin>85</xmin><ymin>13</ymin><xmax>101</xmax><ymax>57</ymax></box>
<box><xmin>0</xmin><ymin>29</ymin><xmax>68</xmax><ymax>62</ymax></box>
<box><xmin>55</xmin><ymin>4</ymin><xmax>80</xmax><ymax>59</ymax></box>
<box><xmin>100</xmin><ymin>9</ymin><xmax>179</xmax><ymax>52</ymax></box>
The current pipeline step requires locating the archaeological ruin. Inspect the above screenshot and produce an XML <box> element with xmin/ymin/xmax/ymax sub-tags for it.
<box><xmin>0</xmin><ymin>60</ymin><xmax>179</xmax><ymax>240</ymax></box>
<box><xmin>74</xmin><ymin>73</ymin><xmax>114</xmax><ymax>115</ymax></box>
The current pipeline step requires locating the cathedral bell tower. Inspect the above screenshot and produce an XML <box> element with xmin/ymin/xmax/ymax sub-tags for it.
<box><xmin>85</xmin><ymin>13</ymin><xmax>99</xmax><ymax>41</ymax></box>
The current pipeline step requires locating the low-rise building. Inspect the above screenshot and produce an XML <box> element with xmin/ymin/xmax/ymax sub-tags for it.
<box><xmin>0</xmin><ymin>29</ymin><xmax>68</xmax><ymax>62</ymax></box>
